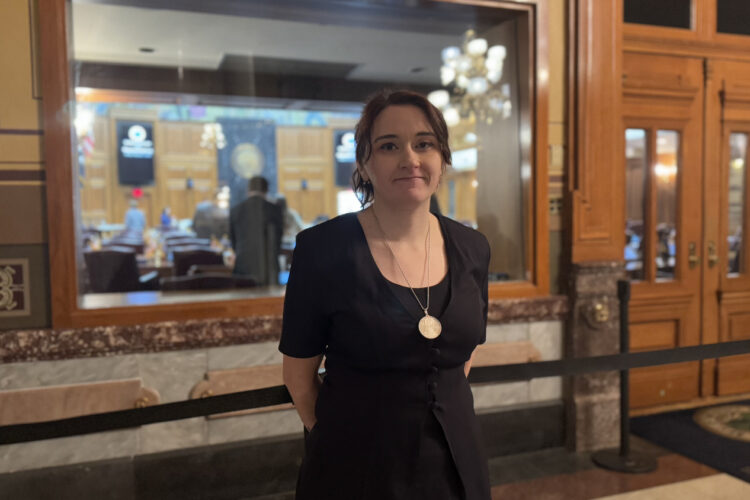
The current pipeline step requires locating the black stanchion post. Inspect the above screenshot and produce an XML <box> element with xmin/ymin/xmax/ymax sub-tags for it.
<box><xmin>591</xmin><ymin>279</ymin><xmax>657</xmax><ymax>473</ymax></box>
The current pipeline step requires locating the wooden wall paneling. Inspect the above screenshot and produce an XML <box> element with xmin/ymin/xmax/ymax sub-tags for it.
<box><xmin>712</xmin><ymin>60</ymin><xmax>750</xmax><ymax>396</ymax></box>
<box><xmin>701</xmin><ymin>58</ymin><xmax>721</xmax><ymax>396</ymax></box>
<box><xmin>80</xmin><ymin>116</ymin><xmax>111</xmax><ymax>225</ymax></box>
<box><xmin>276</xmin><ymin>127</ymin><xmax>334</xmax><ymax>223</ymax></box>
<box><xmin>157</xmin><ymin>122</ymin><xmax>217</xmax><ymax>222</ymax></box>
<box><xmin>717</xmin><ymin>291</ymin><xmax>750</xmax><ymax>395</ymax></box>
<box><xmin>569</xmin><ymin>0</ymin><xmax>624</xmax><ymax>262</ymax></box>
<box><xmin>622</xmin><ymin>52</ymin><xmax>704</xmax><ymax>408</ymax></box>
<box><xmin>39</xmin><ymin>0</ymin><xmax>78</xmax><ymax>327</ymax></box>
<box><xmin>629</xmin><ymin>293</ymin><xmax>701</xmax><ymax>407</ymax></box>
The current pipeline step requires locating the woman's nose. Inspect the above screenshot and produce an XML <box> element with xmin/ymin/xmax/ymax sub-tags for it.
<box><xmin>399</xmin><ymin>146</ymin><xmax>420</xmax><ymax>168</ymax></box>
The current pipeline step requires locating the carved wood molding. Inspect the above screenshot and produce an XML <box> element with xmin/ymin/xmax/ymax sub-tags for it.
<box><xmin>569</xmin><ymin>0</ymin><xmax>624</xmax><ymax>262</ymax></box>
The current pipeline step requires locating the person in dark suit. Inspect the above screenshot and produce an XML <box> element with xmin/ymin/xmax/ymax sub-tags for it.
<box><xmin>280</xmin><ymin>90</ymin><xmax>491</xmax><ymax>499</ymax></box>
<box><xmin>229</xmin><ymin>176</ymin><xmax>283</xmax><ymax>286</ymax></box>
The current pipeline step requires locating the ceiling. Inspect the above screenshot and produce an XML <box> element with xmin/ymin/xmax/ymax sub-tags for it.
<box><xmin>71</xmin><ymin>0</ymin><xmax>518</xmax><ymax>87</ymax></box>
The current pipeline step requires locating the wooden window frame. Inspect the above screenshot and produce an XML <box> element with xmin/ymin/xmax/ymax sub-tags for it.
<box><xmin>39</xmin><ymin>0</ymin><xmax>549</xmax><ymax>328</ymax></box>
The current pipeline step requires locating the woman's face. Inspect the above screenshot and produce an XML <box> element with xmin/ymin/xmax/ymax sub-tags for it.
<box><xmin>360</xmin><ymin>104</ymin><xmax>443</xmax><ymax>208</ymax></box>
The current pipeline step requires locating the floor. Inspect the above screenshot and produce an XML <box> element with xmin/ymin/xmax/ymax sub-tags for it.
<box><xmin>485</xmin><ymin>437</ymin><xmax>750</xmax><ymax>500</ymax></box>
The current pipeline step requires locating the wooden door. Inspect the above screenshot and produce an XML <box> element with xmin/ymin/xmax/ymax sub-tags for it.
<box><xmin>157</xmin><ymin>122</ymin><xmax>217</xmax><ymax>223</ymax></box>
<box><xmin>709</xmin><ymin>60</ymin><xmax>750</xmax><ymax>395</ymax></box>
<box><xmin>276</xmin><ymin>127</ymin><xmax>335</xmax><ymax>223</ymax></box>
<box><xmin>622</xmin><ymin>52</ymin><xmax>705</xmax><ymax>408</ymax></box>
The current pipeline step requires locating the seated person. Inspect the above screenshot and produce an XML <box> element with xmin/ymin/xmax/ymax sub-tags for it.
<box><xmin>192</xmin><ymin>189</ymin><xmax>229</xmax><ymax>239</ymax></box>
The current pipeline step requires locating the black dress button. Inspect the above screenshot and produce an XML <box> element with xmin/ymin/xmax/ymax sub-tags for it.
<box><xmin>431</xmin><ymin>366</ymin><xmax>439</xmax><ymax>373</ymax></box>
<box><xmin>430</xmin><ymin>347</ymin><xmax>441</xmax><ymax>357</ymax></box>
<box><xmin>428</xmin><ymin>381</ymin><xmax>438</xmax><ymax>392</ymax></box>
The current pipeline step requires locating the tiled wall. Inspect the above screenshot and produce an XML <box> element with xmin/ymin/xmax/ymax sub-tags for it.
<box><xmin>0</xmin><ymin>319</ymin><xmax>563</xmax><ymax>473</ymax></box>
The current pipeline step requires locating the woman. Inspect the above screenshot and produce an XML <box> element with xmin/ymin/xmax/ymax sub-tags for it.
<box><xmin>279</xmin><ymin>89</ymin><xmax>491</xmax><ymax>499</ymax></box>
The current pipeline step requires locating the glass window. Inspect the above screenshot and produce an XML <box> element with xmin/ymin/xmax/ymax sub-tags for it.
<box><xmin>624</xmin><ymin>0</ymin><xmax>692</xmax><ymax>29</ymax></box>
<box><xmin>728</xmin><ymin>133</ymin><xmax>747</xmax><ymax>276</ymax></box>
<box><xmin>717</xmin><ymin>0</ymin><xmax>750</xmax><ymax>36</ymax></box>
<box><xmin>625</xmin><ymin>128</ymin><xmax>647</xmax><ymax>281</ymax></box>
<box><xmin>654</xmin><ymin>130</ymin><xmax>679</xmax><ymax>282</ymax></box>
<box><xmin>69</xmin><ymin>0</ymin><xmax>534</xmax><ymax>308</ymax></box>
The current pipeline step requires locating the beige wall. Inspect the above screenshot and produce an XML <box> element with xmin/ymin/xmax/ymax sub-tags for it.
<box><xmin>0</xmin><ymin>0</ymin><xmax>50</xmax><ymax>330</ymax></box>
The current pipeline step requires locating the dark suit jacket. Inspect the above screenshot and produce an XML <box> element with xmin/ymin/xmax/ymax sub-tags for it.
<box><xmin>279</xmin><ymin>212</ymin><xmax>491</xmax><ymax>499</ymax></box>
<box><xmin>229</xmin><ymin>195</ymin><xmax>283</xmax><ymax>285</ymax></box>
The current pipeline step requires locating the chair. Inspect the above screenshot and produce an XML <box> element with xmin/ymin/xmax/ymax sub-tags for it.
<box><xmin>84</xmin><ymin>248</ymin><xmax>159</xmax><ymax>293</ymax></box>
<box><xmin>159</xmin><ymin>273</ymin><xmax>257</xmax><ymax>291</ymax></box>
<box><xmin>172</xmin><ymin>247</ymin><xmax>225</xmax><ymax>276</ymax></box>
<box><xmin>188</xmin><ymin>264</ymin><xmax>232</xmax><ymax>275</ymax></box>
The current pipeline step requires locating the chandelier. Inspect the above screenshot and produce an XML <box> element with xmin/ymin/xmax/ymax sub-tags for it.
<box><xmin>428</xmin><ymin>29</ymin><xmax>511</xmax><ymax>127</ymax></box>
<box><xmin>200</xmin><ymin>123</ymin><xmax>227</xmax><ymax>150</ymax></box>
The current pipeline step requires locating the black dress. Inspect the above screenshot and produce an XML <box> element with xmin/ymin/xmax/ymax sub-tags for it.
<box><xmin>279</xmin><ymin>212</ymin><xmax>491</xmax><ymax>500</ymax></box>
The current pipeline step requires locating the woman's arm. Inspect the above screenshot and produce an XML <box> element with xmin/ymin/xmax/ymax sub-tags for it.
<box><xmin>282</xmin><ymin>353</ymin><xmax>324</xmax><ymax>431</ymax></box>
<box><xmin>464</xmin><ymin>349</ymin><xmax>477</xmax><ymax>377</ymax></box>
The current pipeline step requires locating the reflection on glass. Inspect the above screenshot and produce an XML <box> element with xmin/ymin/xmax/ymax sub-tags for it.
<box><xmin>655</xmin><ymin>130</ymin><xmax>679</xmax><ymax>281</ymax></box>
<box><xmin>70</xmin><ymin>0</ymin><xmax>532</xmax><ymax>307</ymax></box>
<box><xmin>625</xmin><ymin>129</ymin><xmax>647</xmax><ymax>281</ymax></box>
<box><xmin>728</xmin><ymin>133</ymin><xmax>747</xmax><ymax>276</ymax></box>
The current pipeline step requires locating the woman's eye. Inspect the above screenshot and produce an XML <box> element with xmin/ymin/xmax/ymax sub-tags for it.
<box><xmin>416</xmin><ymin>141</ymin><xmax>435</xmax><ymax>150</ymax></box>
<box><xmin>379</xmin><ymin>142</ymin><xmax>397</xmax><ymax>151</ymax></box>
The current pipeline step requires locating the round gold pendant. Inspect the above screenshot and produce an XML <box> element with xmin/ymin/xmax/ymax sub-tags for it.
<box><xmin>418</xmin><ymin>314</ymin><xmax>442</xmax><ymax>339</ymax></box>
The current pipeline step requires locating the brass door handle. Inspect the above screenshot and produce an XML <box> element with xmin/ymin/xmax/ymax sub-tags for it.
<box><xmin>688</xmin><ymin>242</ymin><xmax>700</xmax><ymax>269</ymax></box>
<box><xmin>708</xmin><ymin>241</ymin><xmax>719</xmax><ymax>268</ymax></box>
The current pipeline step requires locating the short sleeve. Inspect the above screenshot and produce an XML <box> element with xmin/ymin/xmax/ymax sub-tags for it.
<box><xmin>278</xmin><ymin>230</ymin><xmax>329</xmax><ymax>358</ymax></box>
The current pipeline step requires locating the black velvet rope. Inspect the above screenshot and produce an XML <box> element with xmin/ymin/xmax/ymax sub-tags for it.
<box><xmin>1</xmin><ymin>340</ymin><xmax>748</xmax><ymax>445</ymax></box>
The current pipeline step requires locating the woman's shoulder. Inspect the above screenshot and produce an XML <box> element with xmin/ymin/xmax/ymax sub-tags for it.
<box><xmin>438</xmin><ymin>215</ymin><xmax>490</xmax><ymax>263</ymax></box>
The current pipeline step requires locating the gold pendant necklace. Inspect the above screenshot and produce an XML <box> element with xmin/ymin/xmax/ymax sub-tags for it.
<box><xmin>371</xmin><ymin>208</ymin><xmax>442</xmax><ymax>340</ymax></box>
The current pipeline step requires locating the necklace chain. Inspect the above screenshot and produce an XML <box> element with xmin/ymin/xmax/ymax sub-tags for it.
<box><xmin>370</xmin><ymin>208</ymin><xmax>431</xmax><ymax>315</ymax></box>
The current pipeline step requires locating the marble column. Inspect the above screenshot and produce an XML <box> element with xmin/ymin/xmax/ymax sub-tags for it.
<box><xmin>565</xmin><ymin>261</ymin><xmax>625</xmax><ymax>451</ymax></box>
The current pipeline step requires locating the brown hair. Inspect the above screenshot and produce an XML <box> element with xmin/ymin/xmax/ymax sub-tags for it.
<box><xmin>352</xmin><ymin>89</ymin><xmax>452</xmax><ymax>207</ymax></box>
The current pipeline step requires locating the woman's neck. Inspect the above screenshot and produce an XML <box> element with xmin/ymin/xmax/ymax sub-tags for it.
<box><xmin>368</xmin><ymin>200</ymin><xmax>433</xmax><ymax>243</ymax></box>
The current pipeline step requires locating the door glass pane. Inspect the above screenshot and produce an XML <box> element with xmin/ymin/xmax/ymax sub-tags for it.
<box><xmin>728</xmin><ymin>133</ymin><xmax>747</xmax><ymax>276</ymax></box>
<box><xmin>655</xmin><ymin>130</ymin><xmax>679</xmax><ymax>281</ymax></box>
<box><xmin>625</xmin><ymin>129</ymin><xmax>647</xmax><ymax>281</ymax></box>
<box><xmin>624</xmin><ymin>0</ymin><xmax>692</xmax><ymax>29</ymax></box>
<box><xmin>717</xmin><ymin>0</ymin><xmax>750</xmax><ymax>36</ymax></box>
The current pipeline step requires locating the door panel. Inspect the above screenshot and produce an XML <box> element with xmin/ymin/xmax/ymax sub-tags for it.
<box><xmin>711</xmin><ymin>60</ymin><xmax>750</xmax><ymax>396</ymax></box>
<box><xmin>623</xmin><ymin>52</ymin><xmax>704</xmax><ymax>408</ymax></box>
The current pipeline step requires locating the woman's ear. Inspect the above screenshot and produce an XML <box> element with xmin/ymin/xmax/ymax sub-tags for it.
<box><xmin>357</xmin><ymin>163</ymin><xmax>369</xmax><ymax>182</ymax></box>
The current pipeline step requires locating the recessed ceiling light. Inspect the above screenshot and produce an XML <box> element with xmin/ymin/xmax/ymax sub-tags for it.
<box><xmin>139</xmin><ymin>47</ymin><xmax>155</xmax><ymax>53</ymax></box>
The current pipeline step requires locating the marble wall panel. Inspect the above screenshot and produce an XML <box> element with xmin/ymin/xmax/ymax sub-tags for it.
<box><xmin>0</xmin><ymin>354</ymin><xmax>138</xmax><ymax>390</ymax></box>
<box><xmin>471</xmin><ymin>381</ymin><xmax>529</xmax><ymax>409</ymax></box>
<box><xmin>136</xmin><ymin>350</ymin><xmax>206</xmax><ymax>403</ymax></box>
<box><xmin>139</xmin><ymin>418</ymin><xmax>207</xmax><ymax>455</ymax></box>
<box><xmin>530</xmin><ymin>376</ymin><xmax>563</xmax><ymax>402</ymax></box>
<box><xmin>0</xmin><ymin>430</ymin><xmax>137</xmax><ymax>474</ymax></box>
<box><xmin>206</xmin><ymin>341</ymin><xmax>282</xmax><ymax>371</ymax></box>
<box><xmin>207</xmin><ymin>408</ymin><xmax>303</xmax><ymax>445</ymax></box>
<box><xmin>529</xmin><ymin>321</ymin><xmax>563</xmax><ymax>360</ymax></box>
<box><xmin>485</xmin><ymin>323</ymin><xmax>529</xmax><ymax>344</ymax></box>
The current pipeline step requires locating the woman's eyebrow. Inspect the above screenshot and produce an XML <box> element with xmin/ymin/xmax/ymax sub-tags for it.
<box><xmin>373</xmin><ymin>131</ymin><xmax>436</xmax><ymax>143</ymax></box>
<box><xmin>373</xmin><ymin>134</ymin><xmax>397</xmax><ymax>143</ymax></box>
